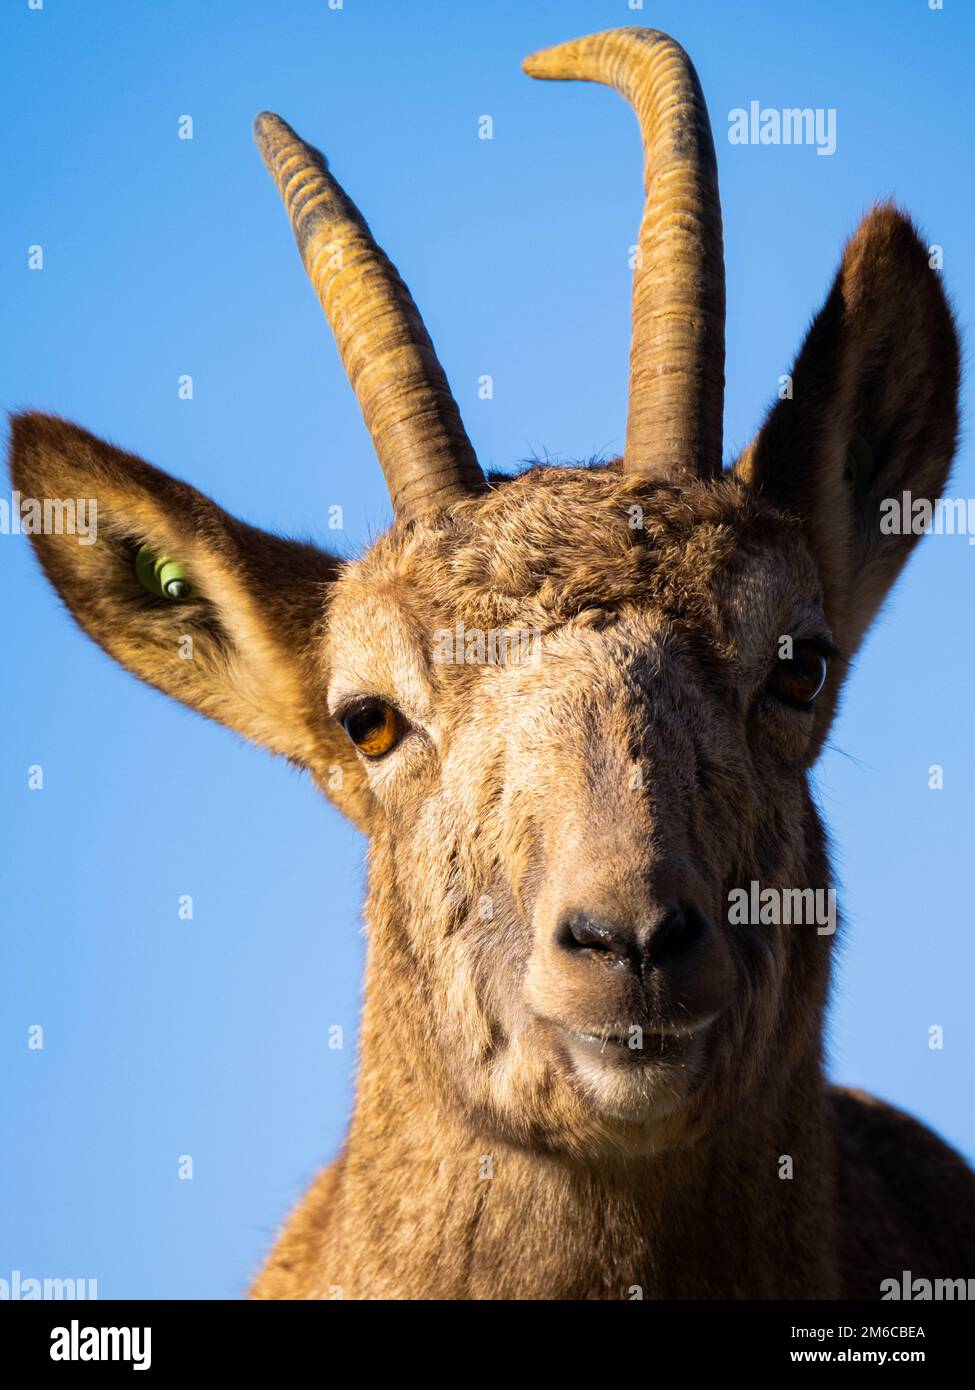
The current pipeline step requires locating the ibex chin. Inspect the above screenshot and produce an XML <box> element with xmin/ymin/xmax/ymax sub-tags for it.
<box><xmin>11</xmin><ymin>27</ymin><xmax>975</xmax><ymax>1299</ymax></box>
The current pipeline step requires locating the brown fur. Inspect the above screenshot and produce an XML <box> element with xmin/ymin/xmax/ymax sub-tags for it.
<box><xmin>10</xmin><ymin>197</ymin><xmax>975</xmax><ymax>1296</ymax></box>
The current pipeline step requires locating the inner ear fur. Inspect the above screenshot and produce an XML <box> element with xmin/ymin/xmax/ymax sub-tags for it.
<box><xmin>736</xmin><ymin>203</ymin><xmax>959</xmax><ymax>662</ymax></box>
<box><xmin>9</xmin><ymin>412</ymin><xmax>371</xmax><ymax>829</ymax></box>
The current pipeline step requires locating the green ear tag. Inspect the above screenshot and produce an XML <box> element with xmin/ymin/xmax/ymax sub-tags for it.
<box><xmin>844</xmin><ymin>433</ymin><xmax>875</xmax><ymax>492</ymax></box>
<box><xmin>135</xmin><ymin>545</ymin><xmax>195</xmax><ymax>601</ymax></box>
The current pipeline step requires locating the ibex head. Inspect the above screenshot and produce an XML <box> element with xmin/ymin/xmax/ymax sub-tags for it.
<box><xmin>11</xmin><ymin>29</ymin><xmax>957</xmax><ymax>1158</ymax></box>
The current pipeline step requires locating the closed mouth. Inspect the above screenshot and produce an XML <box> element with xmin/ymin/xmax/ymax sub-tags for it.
<box><xmin>558</xmin><ymin>1011</ymin><xmax>722</xmax><ymax>1064</ymax></box>
<box><xmin>566</xmin><ymin>1028</ymin><xmax>632</xmax><ymax>1046</ymax></box>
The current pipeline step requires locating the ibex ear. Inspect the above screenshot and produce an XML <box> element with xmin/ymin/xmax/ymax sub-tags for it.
<box><xmin>735</xmin><ymin>205</ymin><xmax>959</xmax><ymax>662</ymax></box>
<box><xmin>10</xmin><ymin>413</ymin><xmax>372</xmax><ymax>829</ymax></box>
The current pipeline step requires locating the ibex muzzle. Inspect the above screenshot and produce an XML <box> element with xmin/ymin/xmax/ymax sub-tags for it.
<box><xmin>505</xmin><ymin>633</ymin><xmax>738</xmax><ymax>1121</ymax></box>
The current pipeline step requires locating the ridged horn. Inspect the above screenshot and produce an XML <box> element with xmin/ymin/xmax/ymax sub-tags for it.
<box><xmin>524</xmin><ymin>28</ymin><xmax>725</xmax><ymax>481</ymax></box>
<box><xmin>254</xmin><ymin>112</ymin><xmax>485</xmax><ymax>519</ymax></box>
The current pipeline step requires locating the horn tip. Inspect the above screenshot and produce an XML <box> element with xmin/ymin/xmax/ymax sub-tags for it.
<box><xmin>522</xmin><ymin>44</ymin><xmax>574</xmax><ymax>80</ymax></box>
<box><xmin>523</xmin><ymin>29</ymin><xmax>671</xmax><ymax>82</ymax></box>
<box><xmin>253</xmin><ymin>111</ymin><xmax>330</xmax><ymax>180</ymax></box>
<box><xmin>522</xmin><ymin>32</ymin><xmax>612</xmax><ymax>81</ymax></box>
<box><xmin>254</xmin><ymin>110</ymin><xmax>286</xmax><ymax>134</ymax></box>
<box><xmin>253</xmin><ymin>110</ymin><xmax>304</xmax><ymax>163</ymax></box>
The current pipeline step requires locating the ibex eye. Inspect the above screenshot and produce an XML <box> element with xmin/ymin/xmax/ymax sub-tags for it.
<box><xmin>769</xmin><ymin>640</ymin><xmax>830</xmax><ymax>708</ymax></box>
<box><xmin>342</xmin><ymin>699</ymin><xmax>404</xmax><ymax>758</ymax></box>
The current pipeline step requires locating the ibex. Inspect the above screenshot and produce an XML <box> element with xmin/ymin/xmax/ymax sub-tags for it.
<box><xmin>11</xmin><ymin>27</ymin><xmax>975</xmax><ymax>1299</ymax></box>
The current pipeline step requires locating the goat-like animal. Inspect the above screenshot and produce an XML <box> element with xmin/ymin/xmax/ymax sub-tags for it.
<box><xmin>11</xmin><ymin>28</ymin><xmax>975</xmax><ymax>1298</ymax></box>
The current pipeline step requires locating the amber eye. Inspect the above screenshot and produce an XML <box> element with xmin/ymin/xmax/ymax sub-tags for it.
<box><xmin>768</xmin><ymin>640</ymin><xmax>830</xmax><ymax>708</ymax></box>
<box><xmin>341</xmin><ymin>699</ymin><xmax>404</xmax><ymax>758</ymax></box>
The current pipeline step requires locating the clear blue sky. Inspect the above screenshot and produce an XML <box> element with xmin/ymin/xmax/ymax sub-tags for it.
<box><xmin>2</xmin><ymin>0</ymin><xmax>972</xmax><ymax>1298</ymax></box>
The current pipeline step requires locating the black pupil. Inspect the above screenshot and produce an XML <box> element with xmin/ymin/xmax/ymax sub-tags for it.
<box><xmin>346</xmin><ymin>703</ymin><xmax>385</xmax><ymax>743</ymax></box>
<box><xmin>779</xmin><ymin>646</ymin><xmax>827</xmax><ymax>703</ymax></box>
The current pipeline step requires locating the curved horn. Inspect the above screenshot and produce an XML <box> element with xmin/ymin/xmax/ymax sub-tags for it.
<box><xmin>254</xmin><ymin>112</ymin><xmax>484</xmax><ymax>519</ymax></box>
<box><xmin>524</xmin><ymin>28</ymin><xmax>725</xmax><ymax>481</ymax></box>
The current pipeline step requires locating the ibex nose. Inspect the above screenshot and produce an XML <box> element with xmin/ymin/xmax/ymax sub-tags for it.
<box><xmin>555</xmin><ymin>904</ymin><xmax>712</xmax><ymax>982</ymax></box>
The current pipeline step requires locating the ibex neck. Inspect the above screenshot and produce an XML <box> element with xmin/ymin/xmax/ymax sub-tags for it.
<box><xmin>331</xmin><ymin>1051</ymin><xmax>839</xmax><ymax>1299</ymax></box>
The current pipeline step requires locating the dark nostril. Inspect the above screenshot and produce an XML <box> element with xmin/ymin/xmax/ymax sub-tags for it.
<box><xmin>556</xmin><ymin>912</ymin><xmax>631</xmax><ymax>963</ymax></box>
<box><xmin>647</xmin><ymin>905</ymin><xmax>710</xmax><ymax>968</ymax></box>
<box><xmin>555</xmin><ymin>905</ymin><xmax>714</xmax><ymax>978</ymax></box>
